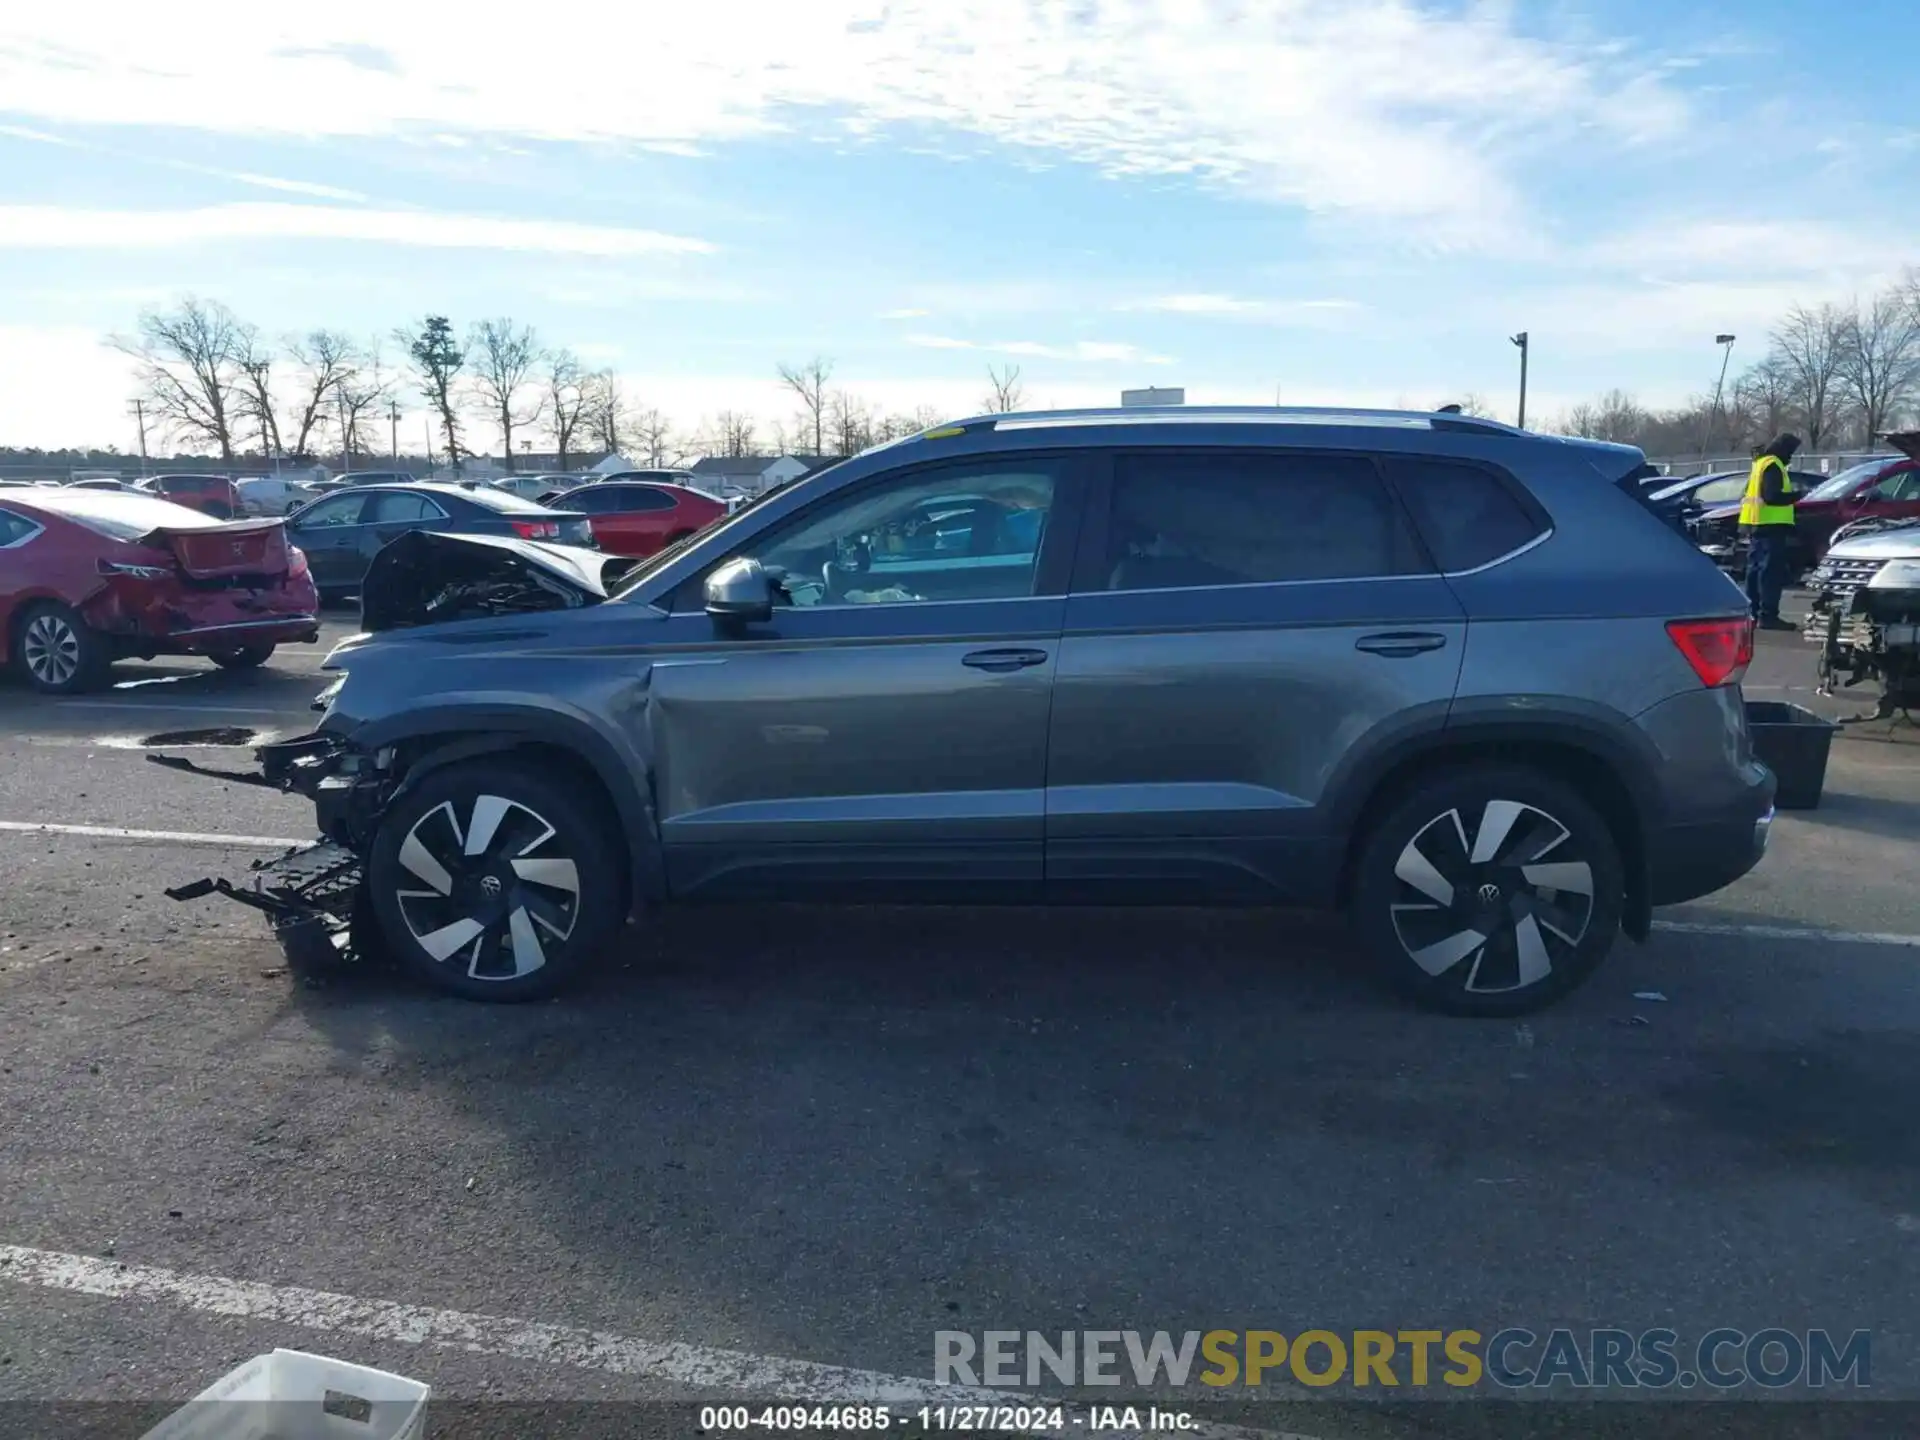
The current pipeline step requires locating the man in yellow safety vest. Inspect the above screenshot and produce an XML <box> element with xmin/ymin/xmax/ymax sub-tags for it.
<box><xmin>1740</xmin><ymin>432</ymin><xmax>1801</xmax><ymax>630</ymax></box>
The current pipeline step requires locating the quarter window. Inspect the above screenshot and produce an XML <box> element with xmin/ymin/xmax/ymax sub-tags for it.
<box><xmin>0</xmin><ymin>508</ymin><xmax>39</xmax><ymax>547</ymax></box>
<box><xmin>726</xmin><ymin>463</ymin><xmax>1058</xmax><ymax>607</ymax></box>
<box><xmin>1102</xmin><ymin>452</ymin><xmax>1425</xmax><ymax>590</ymax></box>
<box><xmin>1381</xmin><ymin>457</ymin><xmax>1548</xmax><ymax>573</ymax></box>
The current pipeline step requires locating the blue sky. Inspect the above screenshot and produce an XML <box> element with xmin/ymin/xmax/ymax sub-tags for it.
<box><xmin>1</xmin><ymin>0</ymin><xmax>1916</xmax><ymax>453</ymax></box>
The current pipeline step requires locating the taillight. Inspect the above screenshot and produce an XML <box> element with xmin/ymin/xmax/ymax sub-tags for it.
<box><xmin>511</xmin><ymin>520</ymin><xmax>559</xmax><ymax>540</ymax></box>
<box><xmin>1666</xmin><ymin>617</ymin><xmax>1753</xmax><ymax>687</ymax></box>
<box><xmin>98</xmin><ymin>558</ymin><xmax>172</xmax><ymax>580</ymax></box>
<box><xmin>288</xmin><ymin>546</ymin><xmax>310</xmax><ymax>577</ymax></box>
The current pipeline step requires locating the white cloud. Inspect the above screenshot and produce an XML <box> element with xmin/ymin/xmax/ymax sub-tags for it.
<box><xmin>905</xmin><ymin>334</ymin><xmax>1171</xmax><ymax>365</ymax></box>
<box><xmin>0</xmin><ymin>203</ymin><xmax>712</xmax><ymax>256</ymax></box>
<box><xmin>1127</xmin><ymin>293</ymin><xmax>1364</xmax><ymax>323</ymax></box>
<box><xmin>0</xmin><ymin>1</ymin><xmax>1694</xmax><ymax>245</ymax></box>
<box><xmin>877</xmin><ymin>307</ymin><xmax>930</xmax><ymax>320</ymax></box>
<box><xmin>1582</xmin><ymin>219</ymin><xmax>1915</xmax><ymax>283</ymax></box>
<box><xmin>217</xmin><ymin>172</ymin><xmax>370</xmax><ymax>203</ymax></box>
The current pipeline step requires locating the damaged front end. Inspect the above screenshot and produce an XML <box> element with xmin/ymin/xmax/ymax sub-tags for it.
<box><xmin>1806</xmin><ymin>547</ymin><xmax>1920</xmax><ymax>720</ymax></box>
<box><xmin>153</xmin><ymin>530</ymin><xmax>650</xmax><ymax>965</ymax></box>
<box><xmin>153</xmin><ymin>730</ymin><xmax>398</xmax><ymax>966</ymax></box>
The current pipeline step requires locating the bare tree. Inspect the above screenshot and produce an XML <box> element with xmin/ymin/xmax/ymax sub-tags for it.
<box><xmin>984</xmin><ymin>363</ymin><xmax>1025</xmax><ymax>413</ymax></box>
<box><xmin>712</xmin><ymin>410</ymin><xmax>758</xmax><ymax>458</ymax></box>
<box><xmin>399</xmin><ymin>315</ymin><xmax>467</xmax><ymax>471</ymax></box>
<box><xmin>471</xmin><ymin>318</ymin><xmax>546</xmax><ymax>463</ymax></box>
<box><xmin>1734</xmin><ymin>356</ymin><xmax>1794</xmax><ymax>446</ymax></box>
<box><xmin>632</xmin><ymin>408</ymin><xmax>676</xmax><ymax>467</ymax></box>
<box><xmin>581</xmin><ymin>369</ymin><xmax>629</xmax><ymax>456</ymax></box>
<box><xmin>1770</xmin><ymin>302</ymin><xmax>1848</xmax><ymax>449</ymax></box>
<box><xmin>1454</xmin><ymin>392</ymin><xmax>1496</xmax><ymax>420</ymax></box>
<box><xmin>285</xmin><ymin>331</ymin><xmax>358</xmax><ymax>459</ymax></box>
<box><xmin>543</xmin><ymin>349</ymin><xmax>589</xmax><ymax>470</ymax></box>
<box><xmin>337</xmin><ymin>340</ymin><xmax>395</xmax><ymax>468</ymax></box>
<box><xmin>113</xmin><ymin>297</ymin><xmax>244</xmax><ymax>461</ymax></box>
<box><xmin>777</xmin><ymin>357</ymin><xmax>834</xmax><ymax>456</ymax></box>
<box><xmin>232</xmin><ymin>327</ymin><xmax>284</xmax><ymax>459</ymax></box>
<box><xmin>828</xmin><ymin>390</ymin><xmax>875</xmax><ymax>455</ymax></box>
<box><xmin>1837</xmin><ymin>288</ymin><xmax>1920</xmax><ymax>445</ymax></box>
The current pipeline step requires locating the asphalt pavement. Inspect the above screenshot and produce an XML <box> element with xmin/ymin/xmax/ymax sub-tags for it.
<box><xmin>3</xmin><ymin>600</ymin><xmax>1919</xmax><ymax>1439</ymax></box>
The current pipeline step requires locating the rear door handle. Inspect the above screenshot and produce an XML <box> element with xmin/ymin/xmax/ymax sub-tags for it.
<box><xmin>962</xmin><ymin>647</ymin><xmax>1049</xmax><ymax>672</ymax></box>
<box><xmin>1355</xmin><ymin>631</ymin><xmax>1448</xmax><ymax>657</ymax></box>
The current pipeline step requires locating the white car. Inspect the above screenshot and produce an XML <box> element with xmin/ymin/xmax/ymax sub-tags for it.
<box><xmin>235</xmin><ymin>476</ymin><xmax>320</xmax><ymax>516</ymax></box>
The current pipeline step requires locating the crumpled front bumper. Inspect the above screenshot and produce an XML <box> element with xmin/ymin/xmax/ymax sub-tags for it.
<box><xmin>151</xmin><ymin>728</ymin><xmax>391</xmax><ymax>959</ymax></box>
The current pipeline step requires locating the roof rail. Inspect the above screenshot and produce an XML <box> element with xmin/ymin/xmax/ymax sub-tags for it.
<box><xmin>963</xmin><ymin>405</ymin><xmax>1523</xmax><ymax>435</ymax></box>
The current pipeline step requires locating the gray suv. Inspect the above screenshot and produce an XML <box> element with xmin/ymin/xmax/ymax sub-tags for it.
<box><xmin>165</xmin><ymin>408</ymin><xmax>1775</xmax><ymax>1015</ymax></box>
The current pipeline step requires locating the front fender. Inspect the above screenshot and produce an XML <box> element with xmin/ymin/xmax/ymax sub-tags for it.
<box><xmin>349</xmin><ymin>699</ymin><xmax>666</xmax><ymax>905</ymax></box>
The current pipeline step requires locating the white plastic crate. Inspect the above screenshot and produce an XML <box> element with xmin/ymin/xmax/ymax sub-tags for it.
<box><xmin>138</xmin><ymin>1349</ymin><xmax>430</xmax><ymax>1440</ymax></box>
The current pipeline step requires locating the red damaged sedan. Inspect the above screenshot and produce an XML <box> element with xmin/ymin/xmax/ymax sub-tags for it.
<box><xmin>0</xmin><ymin>489</ymin><xmax>319</xmax><ymax>694</ymax></box>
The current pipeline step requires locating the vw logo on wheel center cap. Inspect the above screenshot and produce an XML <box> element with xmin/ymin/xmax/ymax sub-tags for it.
<box><xmin>1477</xmin><ymin>881</ymin><xmax>1503</xmax><ymax>905</ymax></box>
<box><xmin>479</xmin><ymin>874</ymin><xmax>503</xmax><ymax>898</ymax></box>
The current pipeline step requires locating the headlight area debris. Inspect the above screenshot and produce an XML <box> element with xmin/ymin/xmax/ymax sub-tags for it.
<box><xmin>149</xmin><ymin>730</ymin><xmax>388</xmax><ymax>971</ymax></box>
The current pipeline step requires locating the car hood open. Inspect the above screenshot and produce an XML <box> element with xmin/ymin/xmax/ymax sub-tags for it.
<box><xmin>358</xmin><ymin>530</ymin><xmax>645</xmax><ymax>632</ymax></box>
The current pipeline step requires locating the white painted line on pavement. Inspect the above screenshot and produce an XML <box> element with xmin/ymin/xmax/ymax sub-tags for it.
<box><xmin>54</xmin><ymin>701</ymin><xmax>301</xmax><ymax>715</ymax></box>
<box><xmin>1654</xmin><ymin>919</ymin><xmax>1920</xmax><ymax>948</ymax></box>
<box><xmin>0</xmin><ymin>1246</ymin><xmax>1308</xmax><ymax>1440</ymax></box>
<box><xmin>0</xmin><ymin>821</ymin><xmax>303</xmax><ymax>848</ymax></box>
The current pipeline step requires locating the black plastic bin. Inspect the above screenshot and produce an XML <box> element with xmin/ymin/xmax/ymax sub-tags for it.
<box><xmin>1746</xmin><ymin>700</ymin><xmax>1838</xmax><ymax>810</ymax></box>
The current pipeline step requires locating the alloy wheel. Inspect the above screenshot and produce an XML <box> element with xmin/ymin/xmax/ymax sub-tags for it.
<box><xmin>391</xmin><ymin>795</ymin><xmax>582</xmax><ymax>981</ymax></box>
<box><xmin>1387</xmin><ymin>799</ymin><xmax>1594</xmax><ymax>994</ymax></box>
<box><xmin>22</xmin><ymin>613</ymin><xmax>81</xmax><ymax>688</ymax></box>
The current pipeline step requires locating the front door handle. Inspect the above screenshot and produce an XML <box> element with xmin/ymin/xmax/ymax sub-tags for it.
<box><xmin>1355</xmin><ymin>631</ymin><xmax>1448</xmax><ymax>658</ymax></box>
<box><xmin>962</xmin><ymin>647</ymin><xmax>1049</xmax><ymax>672</ymax></box>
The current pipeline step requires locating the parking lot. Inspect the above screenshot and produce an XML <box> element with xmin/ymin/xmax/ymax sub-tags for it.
<box><xmin>3</xmin><ymin>597</ymin><xmax>1920</xmax><ymax>1438</ymax></box>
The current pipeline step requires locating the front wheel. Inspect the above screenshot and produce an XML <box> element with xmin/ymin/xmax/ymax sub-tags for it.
<box><xmin>367</xmin><ymin>760</ymin><xmax>626</xmax><ymax>1001</ymax></box>
<box><xmin>14</xmin><ymin>602</ymin><xmax>110</xmax><ymax>694</ymax></box>
<box><xmin>1350</xmin><ymin>766</ymin><xmax>1623</xmax><ymax>1016</ymax></box>
<box><xmin>210</xmin><ymin>643</ymin><xmax>275</xmax><ymax>670</ymax></box>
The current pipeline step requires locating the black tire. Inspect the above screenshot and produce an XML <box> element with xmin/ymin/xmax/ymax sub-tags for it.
<box><xmin>13</xmin><ymin>601</ymin><xmax>111</xmax><ymax>695</ymax></box>
<box><xmin>367</xmin><ymin>760</ymin><xmax>625</xmax><ymax>1001</ymax></box>
<box><xmin>210</xmin><ymin>643</ymin><xmax>275</xmax><ymax>670</ymax></box>
<box><xmin>1350</xmin><ymin>765</ymin><xmax>1623</xmax><ymax>1016</ymax></box>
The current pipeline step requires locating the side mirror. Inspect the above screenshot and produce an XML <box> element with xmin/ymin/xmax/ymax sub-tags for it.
<box><xmin>704</xmin><ymin>556</ymin><xmax>774</xmax><ymax>626</ymax></box>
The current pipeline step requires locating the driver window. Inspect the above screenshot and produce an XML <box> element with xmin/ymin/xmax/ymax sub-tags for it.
<box><xmin>728</xmin><ymin>463</ymin><xmax>1058</xmax><ymax>607</ymax></box>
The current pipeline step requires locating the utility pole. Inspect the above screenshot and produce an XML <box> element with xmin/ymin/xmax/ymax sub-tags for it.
<box><xmin>1510</xmin><ymin>332</ymin><xmax>1530</xmax><ymax>430</ymax></box>
<box><xmin>1706</xmin><ymin>334</ymin><xmax>1737</xmax><ymax>458</ymax></box>
<box><xmin>388</xmin><ymin>398</ymin><xmax>401</xmax><ymax>460</ymax></box>
<box><xmin>130</xmin><ymin>399</ymin><xmax>149</xmax><ymax>476</ymax></box>
<box><xmin>338</xmin><ymin>386</ymin><xmax>351</xmax><ymax>476</ymax></box>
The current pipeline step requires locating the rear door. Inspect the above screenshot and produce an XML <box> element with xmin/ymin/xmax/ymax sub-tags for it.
<box><xmin>361</xmin><ymin>490</ymin><xmax>453</xmax><ymax>572</ymax></box>
<box><xmin>1044</xmin><ymin>448</ymin><xmax>1466</xmax><ymax>903</ymax></box>
<box><xmin>285</xmin><ymin>493</ymin><xmax>372</xmax><ymax>588</ymax></box>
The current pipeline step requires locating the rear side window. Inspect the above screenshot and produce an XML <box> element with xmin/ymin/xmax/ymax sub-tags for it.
<box><xmin>1103</xmin><ymin>452</ymin><xmax>1425</xmax><ymax>590</ymax></box>
<box><xmin>367</xmin><ymin>492</ymin><xmax>446</xmax><ymax>523</ymax></box>
<box><xmin>621</xmin><ymin>487</ymin><xmax>677</xmax><ymax>512</ymax></box>
<box><xmin>1382</xmin><ymin>458</ymin><xmax>1548</xmax><ymax>572</ymax></box>
<box><xmin>0</xmin><ymin>508</ymin><xmax>40</xmax><ymax>546</ymax></box>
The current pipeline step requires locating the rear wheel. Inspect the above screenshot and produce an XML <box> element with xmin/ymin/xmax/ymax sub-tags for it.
<box><xmin>367</xmin><ymin>760</ymin><xmax>625</xmax><ymax>1001</ymax></box>
<box><xmin>14</xmin><ymin>602</ymin><xmax>110</xmax><ymax>695</ymax></box>
<box><xmin>210</xmin><ymin>643</ymin><xmax>276</xmax><ymax>670</ymax></box>
<box><xmin>1351</xmin><ymin>766</ymin><xmax>1623</xmax><ymax>1016</ymax></box>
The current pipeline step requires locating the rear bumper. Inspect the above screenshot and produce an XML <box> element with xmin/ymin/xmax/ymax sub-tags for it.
<box><xmin>1646</xmin><ymin>788</ymin><xmax>1777</xmax><ymax>906</ymax></box>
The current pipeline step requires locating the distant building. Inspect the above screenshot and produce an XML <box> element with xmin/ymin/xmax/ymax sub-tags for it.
<box><xmin>689</xmin><ymin>454</ymin><xmax>842</xmax><ymax>495</ymax></box>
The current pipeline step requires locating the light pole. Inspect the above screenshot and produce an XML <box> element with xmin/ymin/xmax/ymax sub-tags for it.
<box><xmin>129</xmin><ymin>399</ymin><xmax>149</xmax><ymax>476</ymax></box>
<box><xmin>388</xmin><ymin>399</ymin><xmax>401</xmax><ymax>460</ymax></box>
<box><xmin>1510</xmin><ymin>332</ymin><xmax>1529</xmax><ymax>429</ymax></box>
<box><xmin>1708</xmin><ymin>333</ymin><xmax>1736</xmax><ymax>457</ymax></box>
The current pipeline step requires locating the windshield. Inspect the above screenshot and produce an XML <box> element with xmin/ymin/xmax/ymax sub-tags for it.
<box><xmin>449</xmin><ymin>486</ymin><xmax>555</xmax><ymax>514</ymax></box>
